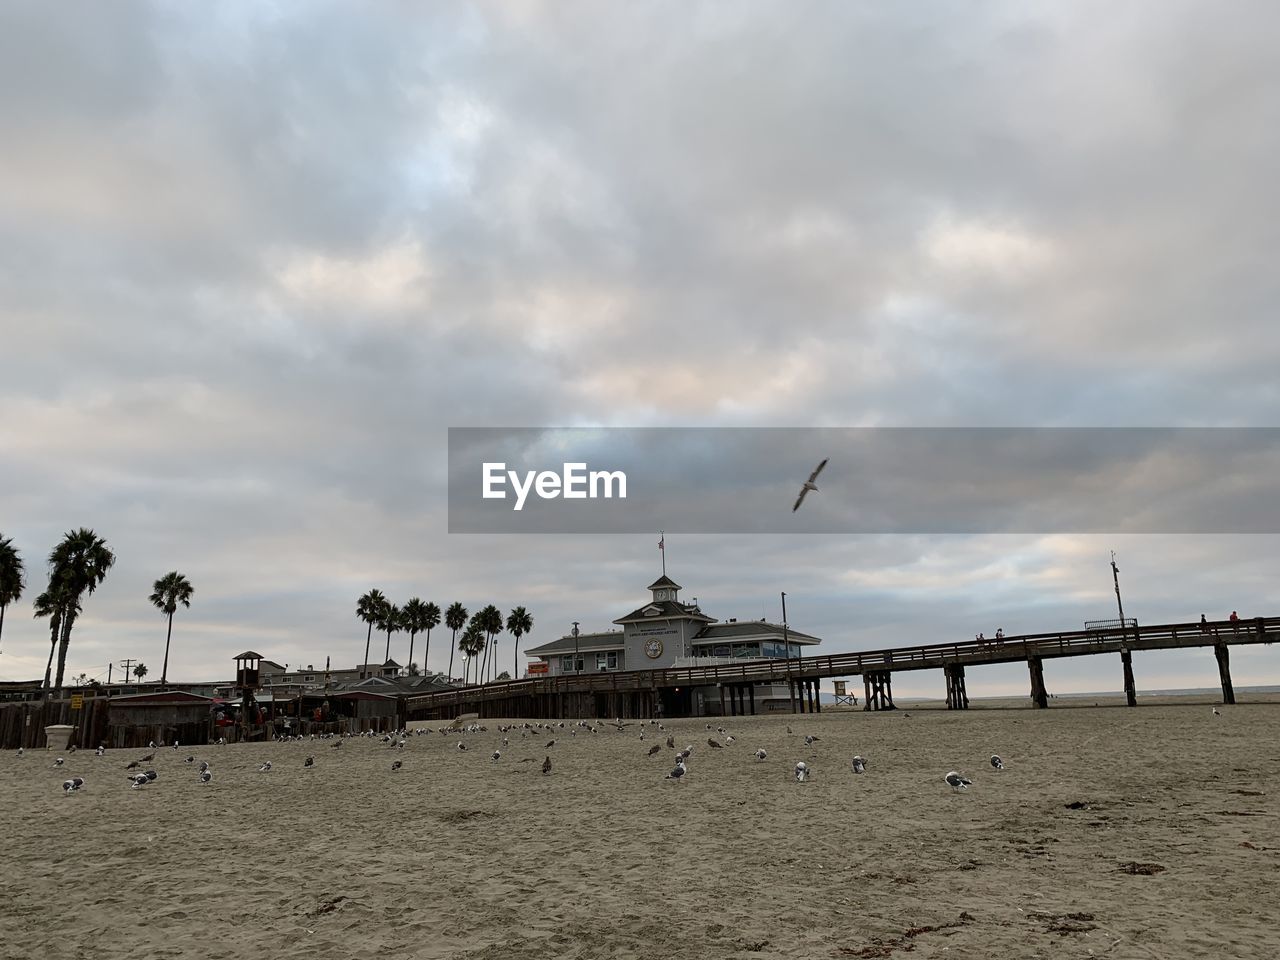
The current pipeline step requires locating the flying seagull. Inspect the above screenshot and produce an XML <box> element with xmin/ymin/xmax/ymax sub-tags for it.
<box><xmin>990</xmin><ymin>755</ymin><xmax>1004</xmax><ymax>770</ymax></box>
<box><xmin>792</xmin><ymin>458</ymin><xmax>829</xmax><ymax>512</ymax></box>
<box><xmin>945</xmin><ymin>771</ymin><xmax>973</xmax><ymax>791</ymax></box>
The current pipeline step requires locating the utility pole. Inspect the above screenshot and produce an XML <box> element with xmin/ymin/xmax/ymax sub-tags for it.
<box><xmin>1111</xmin><ymin>552</ymin><xmax>1137</xmax><ymax>707</ymax></box>
<box><xmin>782</xmin><ymin>591</ymin><xmax>795</xmax><ymax>714</ymax></box>
<box><xmin>107</xmin><ymin>662</ymin><xmax>112</xmax><ymax>685</ymax></box>
<box><xmin>572</xmin><ymin>621</ymin><xmax>580</xmax><ymax>674</ymax></box>
<box><xmin>120</xmin><ymin>659</ymin><xmax>135</xmax><ymax>684</ymax></box>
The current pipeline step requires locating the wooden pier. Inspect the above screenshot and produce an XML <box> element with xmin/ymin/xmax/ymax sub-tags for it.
<box><xmin>404</xmin><ymin>615</ymin><xmax>1279</xmax><ymax>719</ymax></box>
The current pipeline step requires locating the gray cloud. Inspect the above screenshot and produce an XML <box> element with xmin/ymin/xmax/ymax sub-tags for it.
<box><xmin>2</xmin><ymin>3</ymin><xmax>1278</xmax><ymax>691</ymax></box>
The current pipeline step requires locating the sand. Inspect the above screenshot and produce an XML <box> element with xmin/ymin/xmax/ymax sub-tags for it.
<box><xmin>3</xmin><ymin>699</ymin><xmax>1279</xmax><ymax>960</ymax></box>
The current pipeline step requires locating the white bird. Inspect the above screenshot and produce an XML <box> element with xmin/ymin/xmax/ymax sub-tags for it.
<box><xmin>990</xmin><ymin>755</ymin><xmax>1004</xmax><ymax>770</ymax></box>
<box><xmin>1212</xmin><ymin>707</ymin><xmax>1221</xmax><ymax>716</ymax></box>
<box><xmin>945</xmin><ymin>771</ymin><xmax>972</xmax><ymax>791</ymax></box>
<box><xmin>62</xmin><ymin>777</ymin><xmax>85</xmax><ymax>793</ymax></box>
<box><xmin>129</xmin><ymin>773</ymin><xmax>150</xmax><ymax>788</ymax></box>
<box><xmin>16</xmin><ymin>747</ymin><xmax>23</xmax><ymax>757</ymax></box>
<box><xmin>457</xmin><ymin>742</ymin><xmax>467</xmax><ymax>751</ymax></box>
<box><xmin>491</xmin><ymin>751</ymin><xmax>501</xmax><ymax>762</ymax></box>
<box><xmin>804</xmin><ymin>735</ymin><xmax>820</xmax><ymax>746</ymax></box>
<box><xmin>199</xmin><ymin>770</ymin><xmax>212</xmax><ymax>784</ymax></box>
<box><xmin>792</xmin><ymin>458</ymin><xmax>829</xmax><ymax>512</ymax></box>
<box><xmin>259</xmin><ymin>761</ymin><xmax>272</xmax><ymax>772</ymax></box>
<box><xmin>53</xmin><ymin>757</ymin><xmax>64</xmax><ymax>767</ymax></box>
<box><xmin>755</xmin><ymin>749</ymin><xmax>767</xmax><ymax>761</ymax></box>
<box><xmin>199</xmin><ymin>761</ymin><xmax>210</xmax><ymax>773</ymax></box>
<box><xmin>851</xmin><ymin>755</ymin><xmax>866</xmax><ymax>774</ymax></box>
<box><xmin>95</xmin><ymin>746</ymin><xmax>104</xmax><ymax>757</ymax></box>
<box><xmin>794</xmin><ymin>761</ymin><xmax>810</xmax><ymax>782</ymax></box>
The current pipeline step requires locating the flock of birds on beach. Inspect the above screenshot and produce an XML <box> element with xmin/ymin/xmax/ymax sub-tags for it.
<box><xmin>21</xmin><ymin>716</ymin><xmax>1011</xmax><ymax>795</ymax></box>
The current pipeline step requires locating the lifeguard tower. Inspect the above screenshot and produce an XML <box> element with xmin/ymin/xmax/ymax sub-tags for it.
<box><xmin>233</xmin><ymin>650</ymin><xmax>262</xmax><ymax>739</ymax></box>
<box><xmin>832</xmin><ymin>680</ymin><xmax>858</xmax><ymax>707</ymax></box>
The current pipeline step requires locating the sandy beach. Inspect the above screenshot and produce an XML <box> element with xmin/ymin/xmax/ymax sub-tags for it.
<box><xmin>4</xmin><ymin>699</ymin><xmax>1279</xmax><ymax>960</ymax></box>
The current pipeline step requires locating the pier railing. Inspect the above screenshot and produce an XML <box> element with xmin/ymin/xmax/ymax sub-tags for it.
<box><xmin>403</xmin><ymin>616</ymin><xmax>1279</xmax><ymax>709</ymax></box>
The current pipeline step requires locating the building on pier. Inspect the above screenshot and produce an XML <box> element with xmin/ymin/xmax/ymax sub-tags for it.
<box><xmin>524</xmin><ymin>573</ymin><xmax>823</xmax><ymax>714</ymax></box>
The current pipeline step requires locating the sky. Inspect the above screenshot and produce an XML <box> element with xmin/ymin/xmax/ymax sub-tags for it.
<box><xmin>1</xmin><ymin>1</ymin><xmax>1278</xmax><ymax>698</ymax></box>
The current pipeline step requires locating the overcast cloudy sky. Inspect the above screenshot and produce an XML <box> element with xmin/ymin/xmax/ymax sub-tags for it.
<box><xmin>2</xmin><ymin>2</ymin><xmax>1278</xmax><ymax>698</ymax></box>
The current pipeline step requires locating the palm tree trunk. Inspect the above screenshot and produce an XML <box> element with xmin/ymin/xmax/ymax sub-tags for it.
<box><xmin>448</xmin><ymin>630</ymin><xmax>456</xmax><ymax>682</ymax></box>
<box><xmin>362</xmin><ymin>622</ymin><xmax>373</xmax><ymax>679</ymax></box>
<box><xmin>0</xmin><ymin>602</ymin><xmax>6</xmax><ymax>652</ymax></box>
<box><xmin>407</xmin><ymin>630</ymin><xmax>416</xmax><ymax>676</ymax></box>
<box><xmin>54</xmin><ymin>606</ymin><xmax>73</xmax><ymax>697</ymax></box>
<box><xmin>513</xmin><ymin>632</ymin><xmax>520</xmax><ymax>680</ymax></box>
<box><xmin>41</xmin><ymin>632</ymin><xmax>57</xmax><ymax>698</ymax></box>
<box><xmin>161</xmin><ymin>611</ymin><xmax>174</xmax><ymax>687</ymax></box>
<box><xmin>423</xmin><ymin>628</ymin><xmax>431</xmax><ymax>677</ymax></box>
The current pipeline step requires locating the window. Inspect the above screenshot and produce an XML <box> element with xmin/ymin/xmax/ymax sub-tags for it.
<box><xmin>561</xmin><ymin>654</ymin><xmax>584</xmax><ymax>673</ymax></box>
<box><xmin>596</xmin><ymin>651</ymin><xmax>619</xmax><ymax>670</ymax></box>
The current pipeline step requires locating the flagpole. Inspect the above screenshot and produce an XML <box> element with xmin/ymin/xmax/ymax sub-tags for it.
<box><xmin>659</xmin><ymin>530</ymin><xmax>666</xmax><ymax>576</ymax></box>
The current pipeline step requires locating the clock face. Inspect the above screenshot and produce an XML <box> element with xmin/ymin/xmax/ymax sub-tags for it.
<box><xmin>644</xmin><ymin>638</ymin><xmax>664</xmax><ymax>659</ymax></box>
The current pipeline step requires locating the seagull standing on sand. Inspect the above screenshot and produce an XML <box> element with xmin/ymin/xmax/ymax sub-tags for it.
<box><xmin>1212</xmin><ymin>707</ymin><xmax>1221</xmax><ymax>717</ymax></box>
<box><xmin>792</xmin><ymin>458</ymin><xmax>829</xmax><ymax>512</ymax></box>
<box><xmin>647</xmin><ymin>744</ymin><xmax>662</xmax><ymax>758</ymax></box>
<box><xmin>945</xmin><ymin>771</ymin><xmax>973</xmax><ymax>791</ymax></box>
<box><xmin>541</xmin><ymin>756</ymin><xmax>552</xmax><ymax>775</ymax></box>
<box><xmin>755</xmin><ymin>749</ymin><xmax>767</xmax><ymax>761</ymax></box>
<box><xmin>491</xmin><ymin>751</ymin><xmax>501</xmax><ymax>763</ymax></box>
<box><xmin>990</xmin><ymin>755</ymin><xmax>1004</xmax><ymax>770</ymax></box>
<box><xmin>666</xmin><ymin>759</ymin><xmax>687</xmax><ymax>782</ymax></box>
<box><xmin>259</xmin><ymin>761</ymin><xmax>272</xmax><ymax>772</ymax></box>
<box><xmin>62</xmin><ymin>777</ymin><xmax>85</xmax><ymax>793</ymax></box>
<box><xmin>851</xmin><ymin>756</ymin><xmax>866</xmax><ymax>774</ymax></box>
<box><xmin>96</xmin><ymin>746</ymin><xmax>104</xmax><ymax>757</ymax></box>
<box><xmin>53</xmin><ymin>757</ymin><xmax>64</xmax><ymax>767</ymax></box>
<box><xmin>199</xmin><ymin>769</ymin><xmax>212</xmax><ymax>784</ymax></box>
<box><xmin>794</xmin><ymin>761</ymin><xmax>810</xmax><ymax>782</ymax></box>
<box><xmin>129</xmin><ymin>773</ymin><xmax>150</xmax><ymax>788</ymax></box>
<box><xmin>304</xmin><ymin>756</ymin><xmax>314</xmax><ymax>768</ymax></box>
<box><xmin>391</xmin><ymin>760</ymin><xmax>403</xmax><ymax>771</ymax></box>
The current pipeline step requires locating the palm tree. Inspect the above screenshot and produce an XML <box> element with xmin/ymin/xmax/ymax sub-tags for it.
<box><xmin>461</xmin><ymin>617</ymin><xmax>485</xmax><ymax>684</ymax></box>
<box><xmin>445</xmin><ymin>602</ymin><xmax>467</xmax><ymax>682</ymax></box>
<box><xmin>34</xmin><ymin>585</ymin><xmax>77</xmax><ymax>698</ymax></box>
<box><xmin>506</xmin><ymin>606</ymin><xmax>533</xmax><ymax>680</ymax></box>
<box><xmin>420</xmin><ymin>601</ymin><xmax>441</xmax><ymax>675</ymax></box>
<box><xmin>401</xmin><ymin>598</ymin><xmax>427</xmax><ymax>675</ymax></box>
<box><xmin>47</xmin><ymin>529</ymin><xmax>115</xmax><ymax>698</ymax></box>
<box><xmin>0</xmin><ymin>535</ymin><xmax>24</xmax><ymax>654</ymax></box>
<box><xmin>133</xmin><ymin>662</ymin><xmax>149</xmax><ymax>681</ymax></box>
<box><xmin>356</xmin><ymin>588</ymin><xmax>387</xmax><ymax>679</ymax></box>
<box><xmin>378</xmin><ymin>601</ymin><xmax>402</xmax><ymax>664</ymax></box>
<box><xmin>150</xmin><ymin>571</ymin><xmax>194</xmax><ymax>688</ymax></box>
<box><xmin>478</xmin><ymin>604</ymin><xmax>503</xmax><ymax>683</ymax></box>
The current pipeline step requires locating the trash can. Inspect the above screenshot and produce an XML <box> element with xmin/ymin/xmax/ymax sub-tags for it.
<box><xmin>44</xmin><ymin>724</ymin><xmax>75</xmax><ymax>752</ymax></box>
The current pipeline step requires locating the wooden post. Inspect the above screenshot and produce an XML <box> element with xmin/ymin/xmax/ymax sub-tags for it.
<box><xmin>814</xmin><ymin>680</ymin><xmax>822</xmax><ymax>713</ymax></box>
<box><xmin>1028</xmin><ymin>657</ymin><xmax>1048</xmax><ymax>708</ymax></box>
<box><xmin>1120</xmin><ymin>648</ymin><xmax>1137</xmax><ymax>707</ymax></box>
<box><xmin>863</xmin><ymin>675</ymin><xmax>873</xmax><ymax>712</ymax></box>
<box><xmin>719</xmin><ymin>684</ymin><xmax>726</xmax><ymax>717</ymax></box>
<box><xmin>748</xmin><ymin>684</ymin><xmax>756</xmax><ymax>715</ymax></box>
<box><xmin>945</xmin><ymin>664</ymin><xmax>969</xmax><ymax>709</ymax></box>
<box><xmin>1214</xmin><ymin>643</ymin><xmax>1236</xmax><ymax>704</ymax></box>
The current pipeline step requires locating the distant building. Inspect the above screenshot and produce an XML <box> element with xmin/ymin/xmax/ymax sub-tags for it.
<box><xmin>524</xmin><ymin>573</ymin><xmax>822</xmax><ymax>713</ymax></box>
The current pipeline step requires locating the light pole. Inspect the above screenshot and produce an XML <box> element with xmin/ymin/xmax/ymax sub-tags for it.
<box><xmin>572</xmin><ymin>621</ymin><xmax>580</xmax><ymax>674</ymax></box>
<box><xmin>782</xmin><ymin>591</ymin><xmax>795</xmax><ymax>713</ymax></box>
<box><xmin>1111</xmin><ymin>552</ymin><xmax>1137</xmax><ymax>707</ymax></box>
